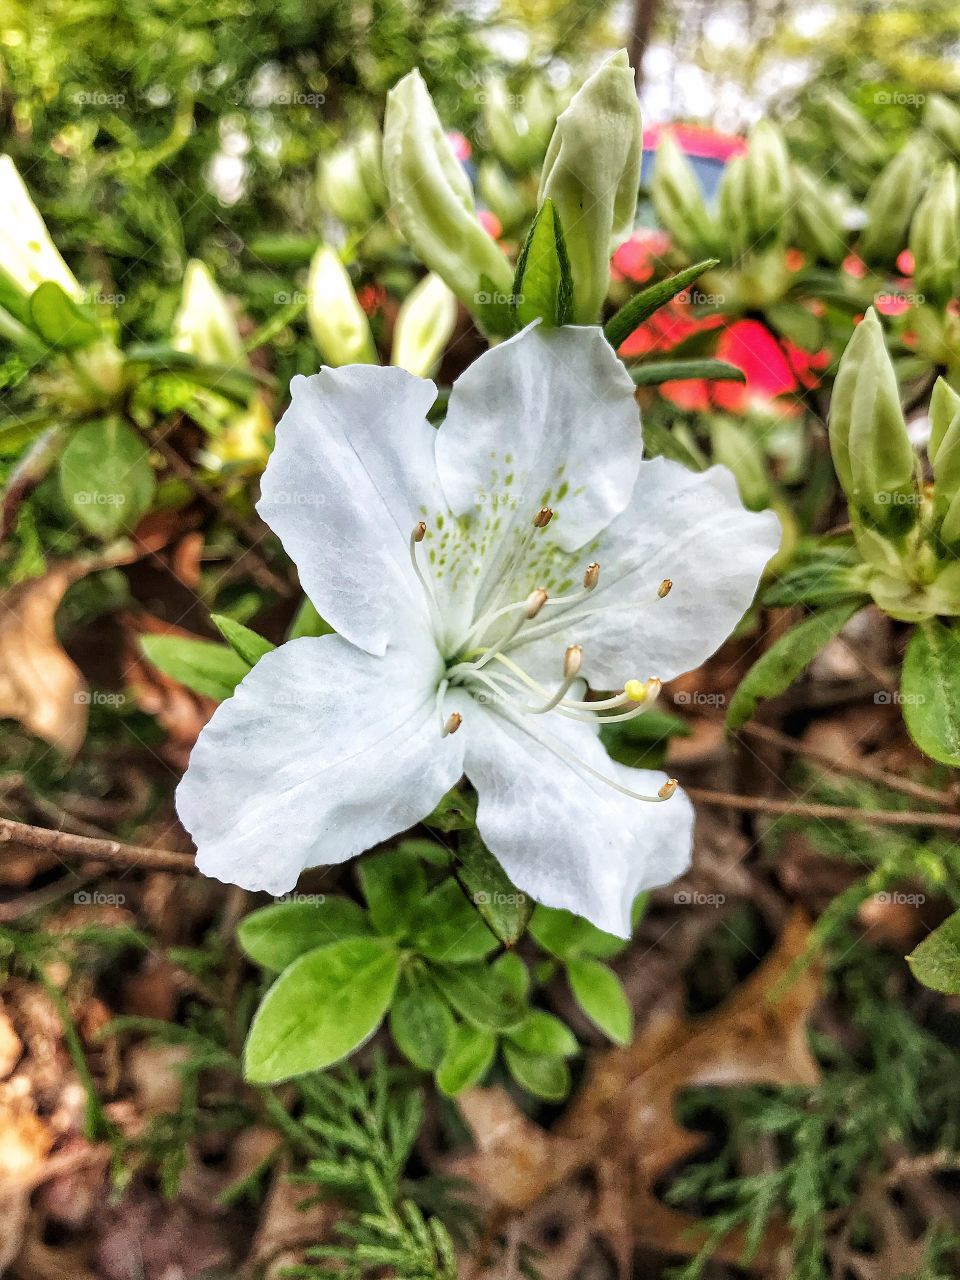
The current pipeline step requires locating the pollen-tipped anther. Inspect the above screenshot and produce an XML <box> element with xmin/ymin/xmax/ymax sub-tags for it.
<box><xmin>442</xmin><ymin>711</ymin><xmax>462</xmax><ymax>737</ymax></box>
<box><xmin>658</xmin><ymin>778</ymin><xmax>678</xmax><ymax>800</ymax></box>
<box><xmin>583</xmin><ymin>562</ymin><xmax>600</xmax><ymax>590</ymax></box>
<box><xmin>413</xmin><ymin>520</ymin><xmax>427</xmax><ymax>543</ymax></box>
<box><xmin>533</xmin><ymin>506</ymin><xmax>554</xmax><ymax>528</ymax></box>
<box><xmin>524</xmin><ymin>588</ymin><xmax>549</xmax><ymax>618</ymax></box>
<box><xmin>657</xmin><ymin>578</ymin><xmax>673</xmax><ymax>598</ymax></box>
<box><xmin>563</xmin><ymin>644</ymin><xmax>583</xmax><ymax>679</ymax></box>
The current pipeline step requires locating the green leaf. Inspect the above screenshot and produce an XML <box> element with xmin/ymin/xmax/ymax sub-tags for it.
<box><xmin>475</xmin><ymin>272</ymin><xmax>517</xmax><ymax>339</ymax></box>
<box><xmin>603</xmin><ymin>258</ymin><xmax>719</xmax><ymax>351</ymax></box>
<box><xmin>765</xmin><ymin>301</ymin><xmax>823</xmax><ymax>352</ymax></box>
<box><xmin>237</xmin><ymin>898</ymin><xmax>374</xmax><ymax>971</ymax></box>
<box><xmin>629</xmin><ymin>358</ymin><xmax>746</xmax><ymax>385</ymax></box>
<box><xmin>210</xmin><ymin>613</ymin><xmax>276</xmax><ymax>667</ymax></box>
<box><xmin>725</xmin><ymin>602</ymin><xmax>862</xmax><ymax>731</ymax></box>
<box><xmin>0</xmin><ymin>411</ymin><xmax>58</xmax><ymax>457</ymax></box>
<box><xmin>286</xmin><ymin>597</ymin><xmax>334</xmax><ymax>640</ymax></box>
<box><xmin>901</xmin><ymin>620</ymin><xmax>960</xmax><ymax>767</ymax></box>
<box><xmin>511</xmin><ymin>198</ymin><xmax>573</xmax><ymax>329</ymax></box>
<box><xmin>389</xmin><ymin>969</ymin><xmax>454</xmax><ymax>1070</ymax></box>
<box><xmin>243</xmin><ymin>937</ymin><xmax>400</xmax><ymax>1083</ymax></box>
<box><xmin>505</xmin><ymin>1010</ymin><xmax>577</xmax><ymax>1058</ymax></box>
<box><xmin>528</xmin><ymin>903</ymin><xmax>629</xmax><ymax>960</ymax></box>
<box><xmin>566</xmin><ymin>957</ymin><xmax>633</xmax><ymax>1044</ymax></box>
<box><xmin>59</xmin><ymin>419</ymin><xmax>156</xmax><ymax>538</ymax></box>
<box><xmin>430</xmin><ymin>961</ymin><xmax>526</xmax><ymax>1032</ymax></box>
<box><xmin>454</xmin><ymin>830</ymin><xmax>531</xmax><ymax>946</ymax></box>
<box><xmin>907</xmin><ymin>910</ymin><xmax>960</xmax><ymax>993</ymax></box>
<box><xmin>493</xmin><ymin>950</ymin><xmax>530</xmax><ymax>1000</ymax></box>
<box><xmin>503</xmin><ymin>1045</ymin><xmax>571</xmax><ymax>1101</ymax></box>
<box><xmin>29</xmin><ymin>281</ymin><xmax>100</xmax><ymax>349</ymax></box>
<box><xmin>435</xmin><ymin>1021</ymin><xmax>496</xmax><ymax>1096</ymax></box>
<box><xmin>358</xmin><ymin>849</ymin><xmax>427</xmax><ymax>937</ymax></box>
<box><xmin>407</xmin><ymin>877</ymin><xmax>498</xmax><ymax>963</ymax></box>
<box><xmin>139</xmin><ymin>633</ymin><xmax>250</xmax><ymax>700</ymax></box>
<box><xmin>423</xmin><ymin>787</ymin><xmax>478</xmax><ymax>833</ymax></box>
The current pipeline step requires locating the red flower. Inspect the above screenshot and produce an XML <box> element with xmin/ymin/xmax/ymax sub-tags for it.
<box><xmin>611</xmin><ymin>229</ymin><xmax>672</xmax><ymax>284</ymax></box>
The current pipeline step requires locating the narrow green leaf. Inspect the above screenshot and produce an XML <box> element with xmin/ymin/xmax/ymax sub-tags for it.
<box><xmin>210</xmin><ymin>613</ymin><xmax>276</xmax><ymax>667</ymax></box>
<box><xmin>29</xmin><ymin>281</ymin><xmax>100</xmax><ymax>349</ymax></box>
<box><xmin>901</xmin><ymin>620</ymin><xmax>960</xmax><ymax>767</ymax></box>
<box><xmin>511</xmin><ymin>197</ymin><xmax>573</xmax><ymax>329</ymax></box>
<box><xmin>907</xmin><ymin>910</ymin><xmax>960</xmax><ymax>994</ymax></box>
<box><xmin>286</xmin><ymin>597</ymin><xmax>334</xmax><ymax>640</ymax></box>
<box><xmin>389</xmin><ymin>969</ymin><xmax>454</xmax><ymax>1070</ymax></box>
<box><xmin>358</xmin><ymin>848</ymin><xmax>427</xmax><ymax>937</ymax></box>
<box><xmin>435</xmin><ymin>1022</ymin><xmax>496</xmax><ymax>1096</ymax></box>
<box><xmin>430</xmin><ymin>961</ymin><xmax>526</xmax><ymax>1032</ymax></box>
<box><xmin>237</xmin><ymin>897</ymin><xmax>374</xmax><ymax>971</ymax></box>
<box><xmin>454</xmin><ymin>830</ymin><xmax>531</xmax><ymax>946</ymax></box>
<box><xmin>139</xmin><ymin>633</ymin><xmax>250</xmax><ymax>700</ymax></box>
<box><xmin>630</xmin><ymin>358</ymin><xmax>746</xmax><ymax>385</ymax></box>
<box><xmin>59</xmin><ymin>419</ymin><xmax>156</xmax><ymax>538</ymax></box>
<box><xmin>407</xmin><ymin>877</ymin><xmax>498</xmax><ymax>963</ymax></box>
<box><xmin>243</xmin><ymin>937</ymin><xmax>400</xmax><ymax>1083</ymax></box>
<box><xmin>725</xmin><ymin>602</ymin><xmax>862</xmax><ymax>731</ymax></box>
<box><xmin>604</xmin><ymin>258</ymin><xmax>719</xmax><ymax>351</ymax></box>
<box><xmin>505</xmin><ymin>1010</ymin><xmax>578</xmax><ymax>1058</ymax></box>
<box><xmin>567</xmin><ymin>957</ymin><xmax>633</xmax><ymax>1044</ymax></box>
<box><xmin>503</xmin><ymin>1045</ymin><xmax>571</xmax><ymax>1101</ymax></box>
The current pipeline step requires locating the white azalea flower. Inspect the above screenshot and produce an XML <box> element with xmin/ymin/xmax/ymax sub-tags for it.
<box><xmin>177</xmin><ymin>325</ymin><xmax>780</xmax><ymax>936</ymax></box>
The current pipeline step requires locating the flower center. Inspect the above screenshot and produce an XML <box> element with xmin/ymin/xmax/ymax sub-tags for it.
<box><xmin>409</xmin><ymin>512</ymin><xmax>677</xmax><ymax>805</ymax></box>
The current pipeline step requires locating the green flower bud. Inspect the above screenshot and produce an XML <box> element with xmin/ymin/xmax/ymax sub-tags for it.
<box><xmin>355</xmin><ymin>126</ymin><xmax>388</xmax><ymax>210</ymax></box>
<box><xmin>390</xmin><ymin>272</ymin><xmax>457</xmax><ymax>378</ymax></box>
<box><xmin>172</xmin><ymin>260</ymin><xmax>246</xmax><ymax>367</ymax></box>
<box><xmin>383</xmin><ymin>70</ymin><xmax>513</xmax><ymax>315</ymax></box>
<box><xmin>717</xmin><ymin>121</ymin><xmax>791</xmax><ymax>259</ymax></box>
<box><xmin>537</xmin><ymin>50</ymin><xmax>643</xmax><ymax>323</ymax></box>
<box><xmin>909</xmin><ymin>163</ymin><xmax>960</xmax><ymax>303</ymax></box>
<box><xmin>0</xmin><ymin>154</ymin><xmax>82</xmax><ymax>301</ymax></box>
<box><xmin>829</xmin><ymin>307</ymin><xmax>918</xmax><ymax>533</ymax></box>
<box><xmin>478</xmin><ymin>159</ymin><xmax>533</xmax><ymax>233</ymax></box>
<box><xmin>818</xmin><ymin>90</ymin><xmax>887</xmax><ymax>168</ymax></box>
<box><xmin>651</xmin><ymin>131</ymin><xmax>719</xmax><ymax>260</ymax></box>
<box><xmin>521</xmin><ymin>74</ymin><xmax>560</xmax><ymax>161</ymax></box>
<box><xmin>859</xmin><ymin>138</ymin><xmax>930</xmax><ymax>267</ymax></box>
<box><xmin>318</xmin><ymin>143</ymin><xmax>378</xmax><ymax>227</ymax></box>
<box><xmin>306</xmin><ymin>246</ymin><xmax>377</xmax><ymax>367</ymax></box>
<box><xmin>923</xmin><ymin>93</ymin><xmax>960</xmax><ymax>155</ymax></box>
<box><xmin>709</xmin><ymin>416</ymin><xmax>771</xmax><ymax>511</ymax></box>
<box><xmin>790</xmin><ymin>163</ymin><xmax>848</xmax><ymax>265</ymax></box>
<box><xmin>929</xmin><ymin>377</ymin><xmax>960</xmax><ymax>543</ymax></box>
<box><xmin>483</xmin><ymin>77</ymin><xmax>533</xmax><ymax>172</ymax></box>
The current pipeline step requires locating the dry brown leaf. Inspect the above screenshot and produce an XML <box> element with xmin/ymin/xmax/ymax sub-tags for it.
<box><xmin>455</xmin><ymin>909</ymin><xmax>821</xmax><ymax>1274</ymax></box>
<box><xmin>0</xmin><ymin>565</ymin><xmax>88</xmax><ymax>756</ymax></box>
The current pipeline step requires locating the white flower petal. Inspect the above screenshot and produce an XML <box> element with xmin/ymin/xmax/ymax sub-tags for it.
<box><xmin>177</xmin><ymin>635</ymin><xmax>463</xmax><ymax>895</ymax></box>
<box><xmin>513</xmin><ymin>458</ymin><xmax>781</xmax><ymax>689</ymax></box>
<box><xmin>433</xmin><ymin>324</ymin><xmax>642</xmax><ymax>638</ymax></box>
<box><xmin>458</xmin><ymin>700</ymin><xmax>692</xmax><ymax>936</ymax></box>
<box><xmin>257</xmin><ymin>365</ymin><xmax>443</xmax><ymax>655</ymax></box>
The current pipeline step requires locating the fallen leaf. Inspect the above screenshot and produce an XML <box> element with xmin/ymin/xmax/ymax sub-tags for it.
<box><xmin>0</xmin><ymin>565</ymin><xmax>88</xmax><ymax>756</ymax></box>
<box><xmin>454</xmin><ymin>909</ymin><xmax>821</xmax><ymax>1272</ymax></box>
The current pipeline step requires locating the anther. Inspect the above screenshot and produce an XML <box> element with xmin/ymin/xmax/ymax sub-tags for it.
<box><xmin>533</xmin><ymin>507</ymin><xmax>554</xmax><ymax>528</ymax></box>
<box><xmin>583</xmin><ymin>562</ymin><xmax>600</xmax><ymax>590</ymax></box>
<box><xmin>524</xmin><ymin>588</ymin><xmax>549</xmax><ymax>618</ymax></box>
<box><xmin>442</xmin><ymin>712</ymin><xmax>462</xmax><ymax>737</ymax></box>
<box><xmin>658</xmin><ymin>778</ymin><xmax>678</xmax><ymax>800</ymax></box>
<box><xmin>563</xmin><ymin>644</ymin><xmax>582</xmax><ymax>679</ymax></box>
<box><xmin>658</xmin><ymin>578</ymin><xmax>673</xmax><ymax>598</ymax></box>
<box><xmin>413</xmin><ymin>521</ymin><xmax>427</xmax><ymax>543</ymax></box>
<box><xmin>624</xmin><ymin>679</ymin><xmax>648</xmax><ymax>703</ymax></box>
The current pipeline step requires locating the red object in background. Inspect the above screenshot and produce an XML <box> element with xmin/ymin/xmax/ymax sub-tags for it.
<box><xmin>448</xmin><ymin>131</ymin><xmax>472</xmax><ymax>163</ymax></box>
<box><xmin>477</xmin><ymin>209</ymin><xmax>503</xmax><ymax>240</ymax></box>
<box><xmin>357</xmin><ymin>283</ymin><xmax>387</xmax><ymax>316</ymax></box>
<box><xmin>611</xmin><ymin>229</ymin><xmax>673</xmax><ymax>284</ymax></box>
<box><xmin>642</xmin><ymin>123</ymin><xmax>746</xmax><ymax>163</ymax></box>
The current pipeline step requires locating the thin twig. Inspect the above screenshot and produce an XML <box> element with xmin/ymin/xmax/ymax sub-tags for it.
<box><xmin>737</xmin><ymin>722</ymin><xmax>956</xmax><ymax>808</ymax></box>
<box><xmin>0</xmin><ymin>818</ymin><xmax>197</xmax><ymax>873</ymax></box>
<box><xmin>685</xmin><ymin>787</ymin><xmax>960</xmax><ymax>830</ymax></box>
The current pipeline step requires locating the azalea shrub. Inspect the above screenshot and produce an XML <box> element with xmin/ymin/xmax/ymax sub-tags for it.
<box><xmin>4</xmin><ymin>16</ymin><xmax>960</xmax><ymax>1276</ymax></box>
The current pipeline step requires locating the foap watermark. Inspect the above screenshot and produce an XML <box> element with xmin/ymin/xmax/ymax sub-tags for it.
<box><xmin>674</xmin><ymin>690</ymin><xmax>726</xmax><ymax>708</ymax></box>
<box><xmin>475</xmin><ymin>290</ymin><xmax>523</xmax><ymax>307</ymax></box>
<box><xmin>75</xmin><ymin>690</ymin><xmax>127</xmax><ymax>707</ymax></box>
<box><xmin>473</xmin><ymin>890</ymin><xmax>526</xmax><ymax>906</ymax></box>
<box><xmin>874</xmin><ymin>90</ymin><xmax>925</xmax><ymax>107</ymax></box>
<box><xmin>73</xmin><ymin>491</ymin><xmax>127</xmax><ymax>507</ymax></box>
<box><xmin>874</xmin><ymin>690</ymin><xmax>926</xmax><ymax>706</ymax></box>
<box><xmin>273</xmin><ymin>891</ymin><xmax>326</xmax><ymax>905</ymax></box>
<box><xmin>73</xmin><ymin>89</ymin><xmax>126</xmax><ymax>107</ymax></box>
<box><xmin>274</xmin><ymin>290</ymin><xmax>308</xmax><ymax>306</ymax></box>
<box><xmin>74</xmin><ymin>890</ymin><xmax>126</xmax><ymax>906</ymax></box>
<box><xmin>875</xmin><ymin>891</ymin><xmax>926</xmax><ymax>906</ymax></box>
<box><xmin>271</xmin><ymin>489</ymin><xmax>326</xmax><ymax>507</ymax></box>
<box><xmin>674</xmin><ymin>889</ymin><xmax>726</xmax><ymax>907</ymax></box>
